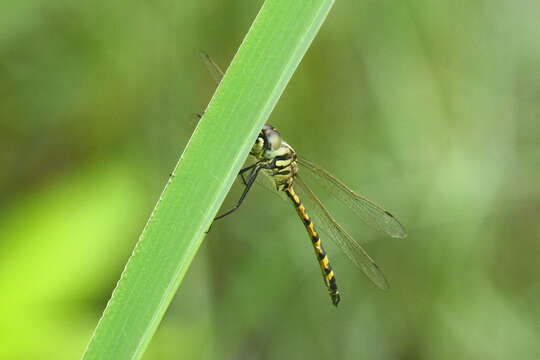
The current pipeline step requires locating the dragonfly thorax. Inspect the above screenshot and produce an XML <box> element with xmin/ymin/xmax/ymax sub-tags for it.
<box><xmin>251</xmin><ymin>124</ymin><xmax>298</xmax><ymax>190</ymax></box>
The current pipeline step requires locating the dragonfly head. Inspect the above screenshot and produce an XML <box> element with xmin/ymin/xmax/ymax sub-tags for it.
<box><xmin>252</xmin><ymin>124</ymin><xmax>284</xmax><ymax>159</ymax></box>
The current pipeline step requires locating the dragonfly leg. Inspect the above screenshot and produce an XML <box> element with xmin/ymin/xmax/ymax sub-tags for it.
<box><xmin>238</xmin><ymin>162</ymin><xmax>259</xmax><ymax>185</ymax></box>
<box><xmin>190</xmin><ymin>112</ymin><xmax>203</xmax><ymax>127</ymax></box>
<box><xmin>214</xmin><ymin>164</ymin><xmax>263</xmax><ymax>221</ymax></box>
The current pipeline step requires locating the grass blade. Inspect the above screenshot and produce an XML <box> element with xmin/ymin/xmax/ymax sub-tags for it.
<box><xmin>82</xmin><ymin>0</ymin><xmax>335</xmax><ymax>358</ymax></box>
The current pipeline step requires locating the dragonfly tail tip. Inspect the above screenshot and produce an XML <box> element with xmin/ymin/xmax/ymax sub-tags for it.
<box><xmin>331</xmin><ymin>294</ymin><xmax>341</xmax><ymax>307</ymax></box>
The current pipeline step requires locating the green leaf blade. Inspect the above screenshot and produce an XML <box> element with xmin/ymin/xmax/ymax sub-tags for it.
<box><xmin>82</xmin><ymin>0</ymin><xmax>335</xmax><ymax>359</ymax></box>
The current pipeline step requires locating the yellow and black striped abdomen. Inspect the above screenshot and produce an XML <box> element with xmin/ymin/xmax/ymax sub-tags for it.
<box><xmin>285</xmin><ymin>186</ymin><xmax>340</xmax><ymax>306</ymax></box>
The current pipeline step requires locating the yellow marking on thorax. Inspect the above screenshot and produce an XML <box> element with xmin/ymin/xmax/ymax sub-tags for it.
<box><xmin>275</xmin><ymin>158</ymin><xmax>293</xmax><ymax>168</ymax></box>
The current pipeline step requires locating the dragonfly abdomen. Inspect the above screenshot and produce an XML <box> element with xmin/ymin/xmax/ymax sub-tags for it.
<box><xmin>285</xmin><ymin>186</ymin><xmax>341</xmax><ymax>306</ymax></box>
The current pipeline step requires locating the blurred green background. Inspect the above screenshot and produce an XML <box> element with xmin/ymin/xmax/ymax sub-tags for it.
<box><xmin>2</xmin><ymin>1</ymin><xmax>540</xmax><ymax>359</ymax></box>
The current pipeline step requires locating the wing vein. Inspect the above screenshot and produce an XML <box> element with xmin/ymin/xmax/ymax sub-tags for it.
<box><xmin>297</xmin><ymin>157</ymin><xmax>407</xmax><ymax>239</ymax></box>
<box><xmin>294</xmin><ymin>175</ymin><xmax>388</xmax><ymax>290</ymax></box>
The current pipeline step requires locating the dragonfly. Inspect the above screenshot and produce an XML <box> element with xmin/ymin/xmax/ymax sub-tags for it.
<box><xmin>203</xmin><ymin>53</ymin><xmax>407</xmax><ymax>306</ymax></box>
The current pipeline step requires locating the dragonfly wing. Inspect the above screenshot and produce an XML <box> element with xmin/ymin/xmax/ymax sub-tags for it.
<box><xmin>294</xmin><ymin>175</ymin><xmax>388</xmax><ymax>290</ymax></box>
<box><xmin>201</xmin><ymin>52</ymin><xmax>224</xmax><ymax>84</ymax></box>
<box><xmin>297</xmin><ymin>157</ymin><xmax>407</xmax><ymax>239</ymax></box>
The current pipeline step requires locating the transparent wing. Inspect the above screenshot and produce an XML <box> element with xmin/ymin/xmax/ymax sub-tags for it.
<box><xmin>294</xmin><ymin>175</ymin><xmax>388</xmax><ymax>290</ymax></box>
<box><xmin>297</xmin><ymin>157</ymin><xmax>407</xmax><ymax>239</ymax></box>
<box><xmin>200</xmin><ymin>52</ymin><xmax>224</xmax><ymax>84</ymax></box>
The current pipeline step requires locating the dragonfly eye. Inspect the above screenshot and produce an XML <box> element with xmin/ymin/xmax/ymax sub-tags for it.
<box><xmin>262</xmin><ymin>125</ymin><xmax>282</xmax><ymax>152</ymax></box>
<box><xmin>266</xmin><ymin>131</ymin><xmax>282</xmax><ymax>151</ymax></box>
